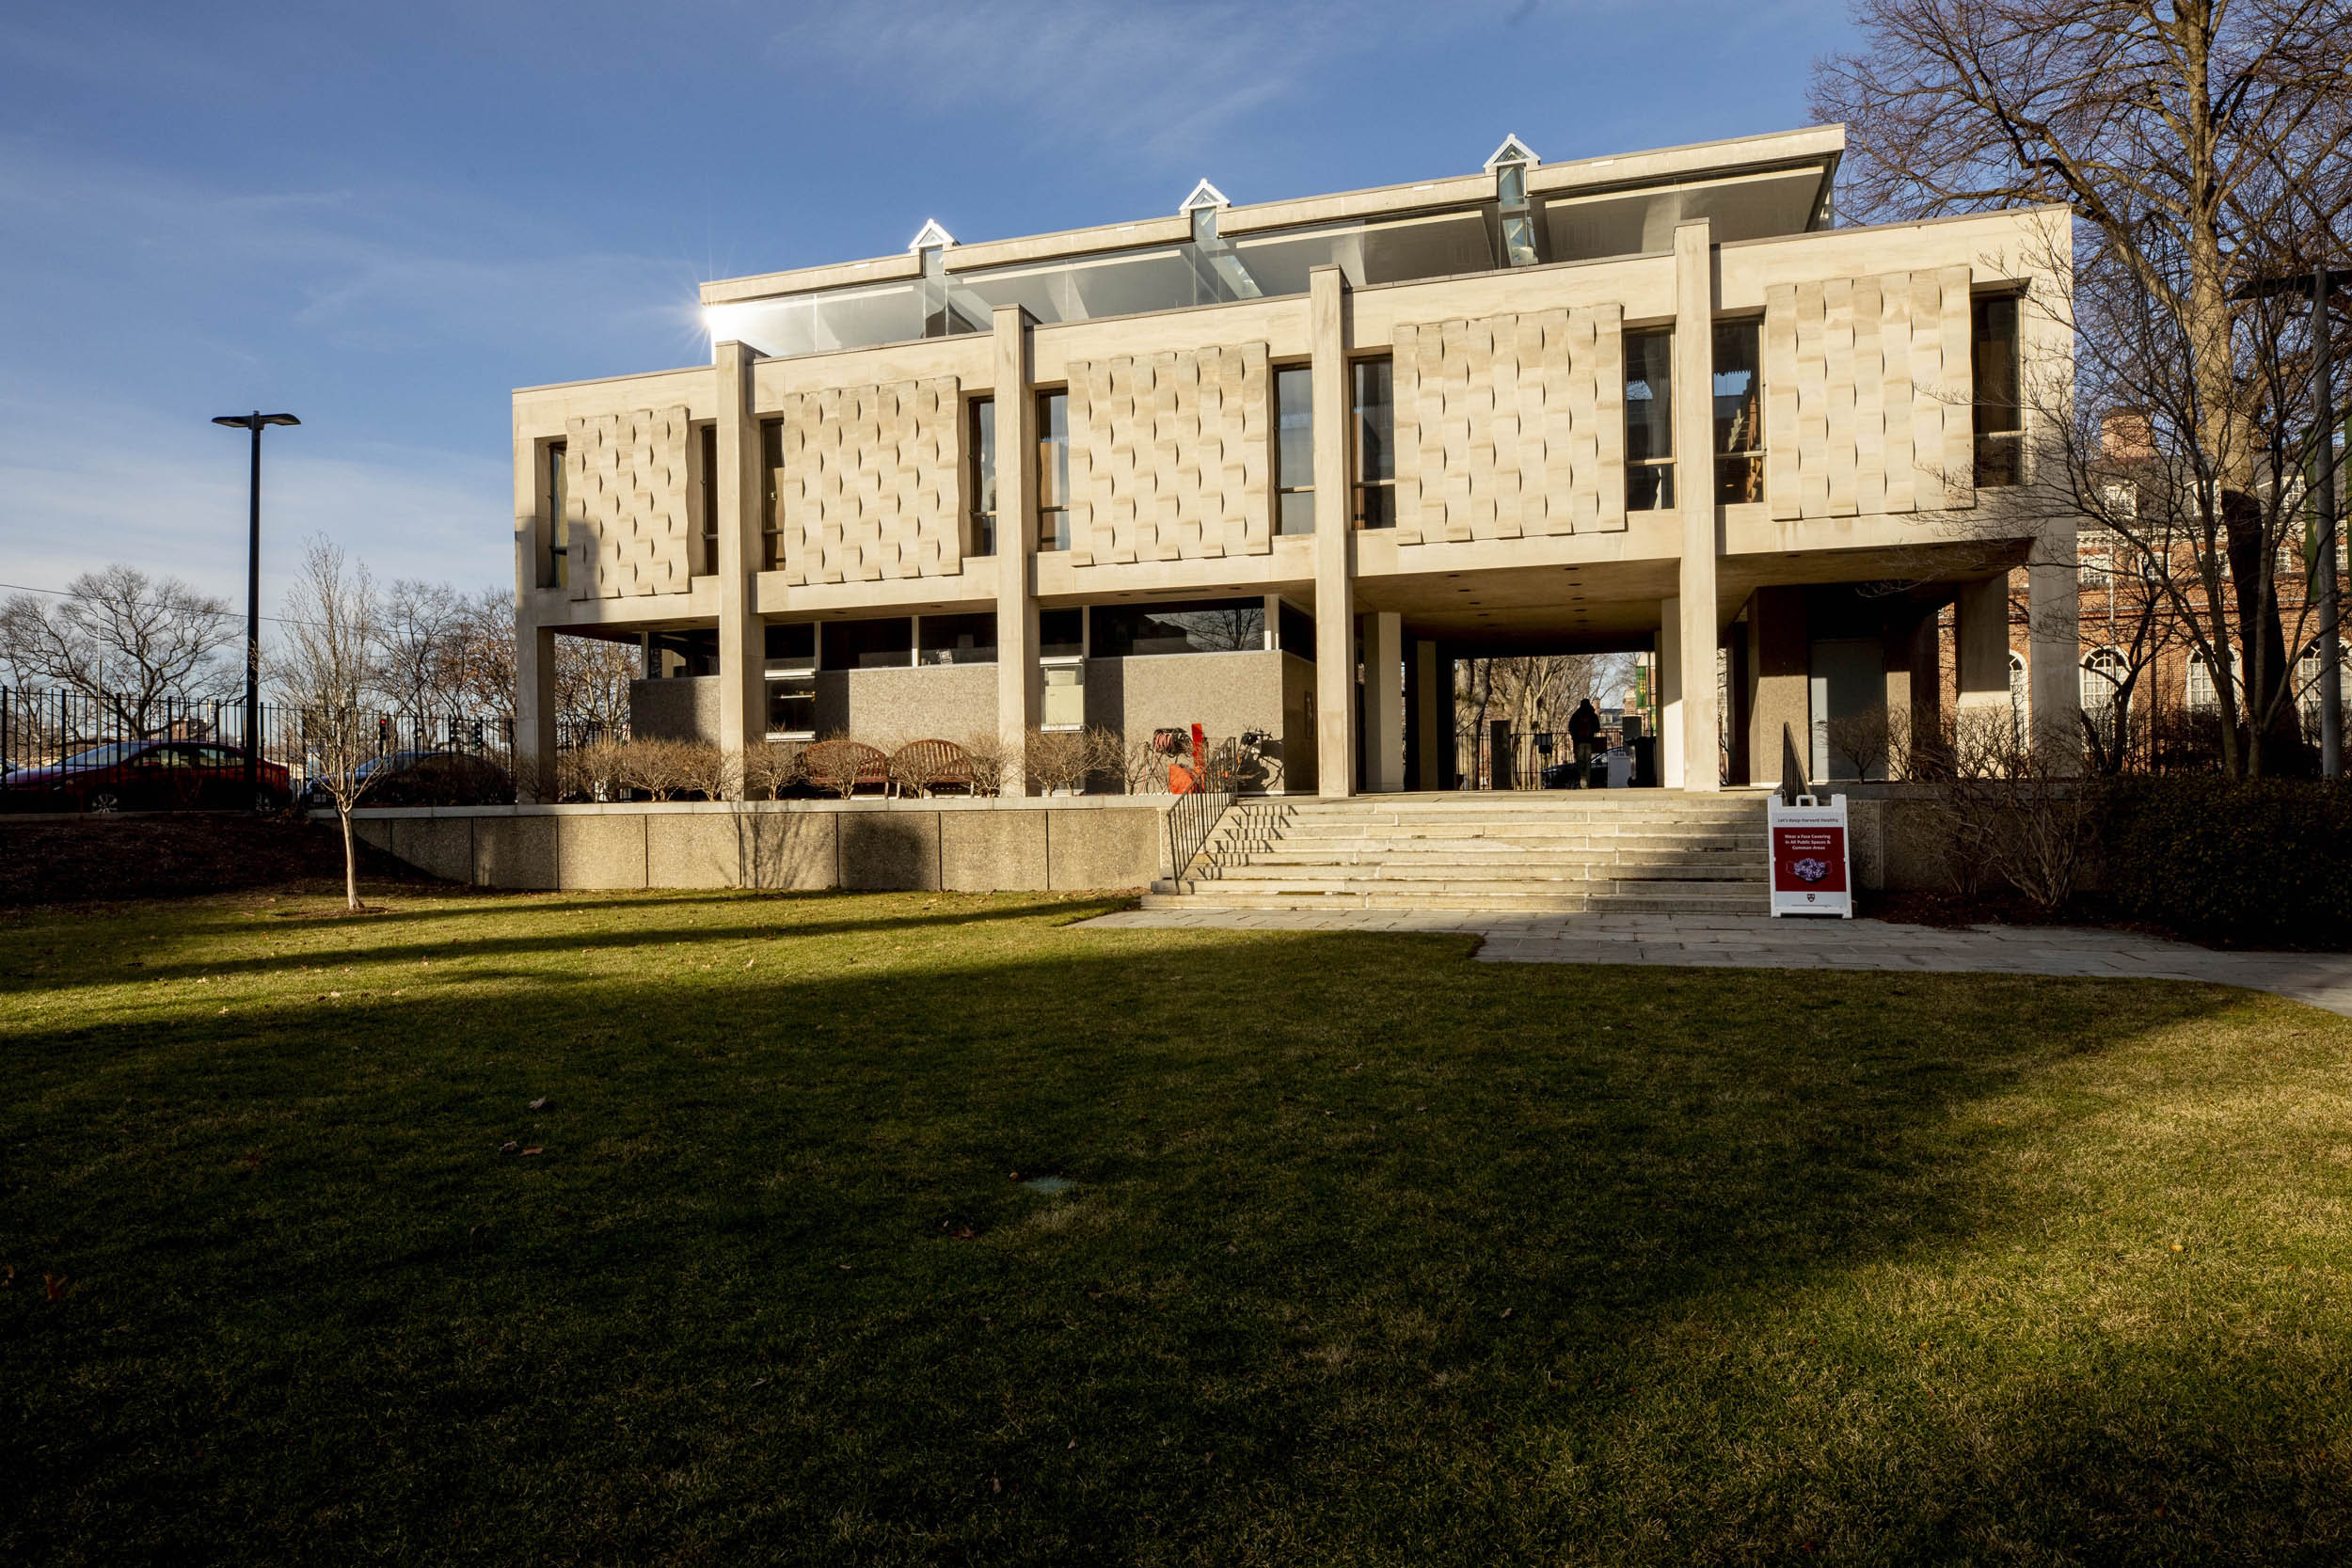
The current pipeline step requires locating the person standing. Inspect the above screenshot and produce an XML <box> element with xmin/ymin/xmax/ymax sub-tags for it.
<box><xmin>1567</xmin><ymin>698</ymin><xmax>1601</xmax><ymax>789</ymax></box>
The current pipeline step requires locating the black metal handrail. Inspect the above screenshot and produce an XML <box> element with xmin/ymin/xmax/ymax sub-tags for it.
<box><xmin>1164</xmin><ymin>735</ymin><xmax>1242</xmax><ymax>881</ymax></box>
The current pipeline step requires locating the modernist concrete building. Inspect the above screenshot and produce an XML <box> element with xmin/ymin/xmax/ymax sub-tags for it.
<box><xmin>510</xmin><ymin>125</ymin><xmax>2080</xmax><ymax>798</ymax></box>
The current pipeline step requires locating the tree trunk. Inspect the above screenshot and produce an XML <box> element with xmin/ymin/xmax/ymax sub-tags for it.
<box><xmin>338</xmin><ymin>802</ymin><xmax>359</xmax><ymax>911</ymax></box>
<box><xmin>2224</xmin><ymin>490</ymin><xmax>2302</xmax><ymax>776</ymax></box>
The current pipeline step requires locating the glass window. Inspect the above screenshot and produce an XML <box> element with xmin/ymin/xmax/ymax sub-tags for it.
<box><xmin>1712</xmin><ymin>321</ymin><xmax>1764</xmax><ymax>504</ymax></box>
<box><xmin>819</xmin><ymin>617</ymin><xmax>913</xmax><ymax>670</ymax></box>
<box><xmin>1276</xmin><ymin>365</ymin><xmax>1315</xmax><ymax>535</ymax></box>
<box><xmin>546</xmin><ymin>440</ymin><xmax>568</xmax><ymax>588</ymax></box>
<box><xmin>1037</xmin><ymin>390</ymin><xmax>1071</xmax><ymax>550</ymax></box>
<box><xmin>1039</xmin><ymin>608</ymin><xmax>1085</xmax><ymax>659</ymax></box>
<box><xmin>759</xmin><ymin>419</ymin><xmax>785</xmax><ymax>569</ymax></box>
<box><xmin>1278</xmin><ymin>600</ymin><xmax>1316</xmax><ymax>661</ymax></box>
<box><xmin>766</xmin><ymin>675</ymin><xmax>816</xmax><ymax>737</ymax></box>
<box><xmin>918</xmin><ymin>611</ymin><xmax>996</xmax><ymax>665</ymax></box>
<box><xmin>1973</xmin><ymin>294</ymin><xmax>2022</xmax><ymax>487</ymax></box>
<box><xmin>1091</xmin><ymin>599</ymin><xmax>1267</xmax><ymax>657</ymax></box>
<box><xmin>970</xmin><ymin>398</ymin><xmax>996</xmax><ymax>556</ymax></box>
<box><xmin>649</xmin><ymin>628</ymin><xmax>720</xmax><ymax>678</ymax></box>
<box><xmin>696</xmin><ymin>423</ymin><xmax>719</xmax><ymax>575</ymax></box>
<box><xmin>1498</xmin><ymin>162</ymin><xmax>1527</xmax><ymax>207</ymax></box>
<box><xmin>1041</xmin><ymin>663</ymin><xmax>1085</xmax><ymax>729</ymax></box>
<box><xmin>764</xmin><ymin>622</ymin><xmax>815</xmax><ymax>670</ymax></box>
<box><xmin>1352</xmin><ymin>358</ymin><xmax>1395</xmax><ymax>529</ymax></box>
<box><xmin>1625</xmin><ymin>329</ymin><xmax>1675</xmax><ymax>510</ymax></box>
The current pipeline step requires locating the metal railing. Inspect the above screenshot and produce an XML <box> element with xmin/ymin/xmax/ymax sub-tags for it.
<box><xmin>0</xmin><ymin>687</ymin><xmax>586</xmax><ymax>812</ymax></box>
<box><xmin>1164</xmin><ymin>735</ymin><xmax>1243</xmax><ymax>880</ymax></box>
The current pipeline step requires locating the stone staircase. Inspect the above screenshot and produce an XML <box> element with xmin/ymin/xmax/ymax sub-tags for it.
<box><xmin>1147</xmin><ymin>791</ymin><xmax>1772</xmax><ymax>915</ymax></box>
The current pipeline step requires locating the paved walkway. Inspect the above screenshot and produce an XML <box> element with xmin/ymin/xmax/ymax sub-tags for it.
<box><xmin>1078</xmin><ymin>907</ymin><xmax>2352</xmax><ymax>1017</ymax></box>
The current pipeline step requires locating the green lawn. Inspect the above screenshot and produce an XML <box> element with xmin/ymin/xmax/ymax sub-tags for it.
<box><xmin>5</xmin><ymin>886</ymin><xmax>2351</xmax><ymax>1565</ymax></box>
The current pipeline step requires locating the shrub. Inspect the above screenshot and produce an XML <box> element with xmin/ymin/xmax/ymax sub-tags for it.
<box><xmin>556</xmin><ymin>739</ymin><xmax>629</xmax><ymax>802</ymax></box>
<box><xmin>2100</xmin><ymin>776</ymin><xmax>2352</xmax><ymax>945</ymax></box>
<box><xmin>959</xmin><ymin>731</ymin><xmax>1011</xmax><ymax>798</ymax></box>
<box><xmin>1023</xmin><ymin>728</ymin><xmax>1095</xmax><ymax>796</ymax></box>
<box><xmin>618</xmin><ymin>737</ymin><xmax>727</xmax><ymax>801</ymax></box>
<box><xmin>742</xmin><ymin>740</ymin><xmax>806</xmax><ymax>800</ymax></box>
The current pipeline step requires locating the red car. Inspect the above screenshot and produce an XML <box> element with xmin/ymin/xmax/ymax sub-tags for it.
<box><xmin>1</xmin><ymin>739</ymin><xmax>292</xmax><ymax>815</ymax></box>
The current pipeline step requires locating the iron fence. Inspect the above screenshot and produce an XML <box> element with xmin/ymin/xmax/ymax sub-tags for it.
<box><xmin>0</xmin><ymin>687</ymin><xmax>599</xmax><ymax>814</ymax></box>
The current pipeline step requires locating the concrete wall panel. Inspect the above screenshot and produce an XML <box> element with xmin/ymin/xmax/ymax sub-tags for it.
<box><xmin>741</xmin><ymin>812</ymin><xmax>838</xmax><ymax>890</ymax></box>
<box><xmin>474</xmin><ymin>815</ymin><xmax>560</xmax><ymax>890</ymax></box>
<box><xmin>630</xmin><ymin>675</ymin><xmax>723</xmax><ymax>744</ymax></box>
<box><xmin>645</xmin><ymin>813</ymin><xmax>744</xmax><ymax>889</ymax></box>
<box><xmin>839</xmin><ymin>810</ymin><xmax>943</xmax><ymax>890</ymax></box>
<box><xmin>564</xmin><ymin>814</ymin><xmax>649</xmax><ymax>891</ymax></box>
<box><xmin>1046</xmin><ymin>807</ymin><xmax>1160</xmax><ymax>890</ymax></box>
<box><xmin>940</xmin><ymin>809</ymin><xmax>1050</xmax><ymax>891</ymax></box>
<box><xmin>391</xmin><ymin>816</ymin><xmax>474</xmax><ymax>884</ymax></box>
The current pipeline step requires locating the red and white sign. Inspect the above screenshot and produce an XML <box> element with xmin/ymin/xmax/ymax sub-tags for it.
<box><xmin>1768</xmin><ymin>794</ymin><xmax>1852</xmax><ymax>918</ymax></box>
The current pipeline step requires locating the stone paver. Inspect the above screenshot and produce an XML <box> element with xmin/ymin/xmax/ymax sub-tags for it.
<box><xmin>1077</xmin><ymin>907</ymin><xmax>2352</xmax><ymax>1018</ymax></box>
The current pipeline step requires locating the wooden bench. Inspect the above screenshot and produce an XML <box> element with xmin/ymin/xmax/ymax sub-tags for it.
<box><xmin>888</xmin><ymin>738</ymin><xmax>975</xmax><ymax>798</ymax></box>
<box><xmin>803</xmin><ymin>739</ymin><xmax>890</xmax><ymax>799</ymax></box>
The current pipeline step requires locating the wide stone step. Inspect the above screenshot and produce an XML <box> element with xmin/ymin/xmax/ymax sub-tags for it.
<box><xmin>1142</xmin><ymin>888</ymin><xmax>1770</xmax><ymax>914</ymax></box>
<box><xmin>1211</xmin><ymin>848</ymin><xmax>1756</xmax><ymax>871</ymax></box>
<box><xmin>1168</xmin><ymin>875</ymin><xmax>1762</xmax><ymax>899</ymax></box>
<box><xmin>1200</xmin><ymin>858</ymin><xmax>1763</xmax><ymax>881</ymax></box>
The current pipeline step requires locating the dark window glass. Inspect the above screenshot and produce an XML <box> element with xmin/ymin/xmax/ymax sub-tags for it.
<box><xmin>1974</xmin><ymin>294</ymin><xmax>2023</xmax><ymax>487</ymax></box>
<box><xmin>759</xmin><ymin>419</ymin><xmax>785</xmax><ymax>568</ymax></box>
<box><xmin>764</xmin><ymin>622</ymin><xmax>815</xmax><ymax>666</ymax></box>
<box><xmin>1279</xmin><ymin>601</ymin><xmax>1316</xmax><ymax>662</ymax></box>
<box><xmin>1091</xmin><ymin>599</ymin><xmax>1266</xmax><ymax>657</ymax></box>
<box><xmin>766</xmin><ymin>676</ymin><xmax>816</xmax><ymax>736</ymax></box>
<box><xmin>1277</xmin><ymin>365</ymin><xmax>1314</xmax><ymax>534</ymax></box>
<box><xmin>1352</xmin><ymin>358</ymin><xmax>1395</xmax><ymax>529</ymax></box>
<box><xmin>547</xmin><ymin>440</ymin><xmax>568</xmax><ymax>588</ymax></box>
<box><xmin>1712</xmin><ymin>321</ymin><xmax>1765</xmax><ymax>504</ymax></box>
<box><xmin>918</xmin><ymin>611</ymin><xmax>997</xmax><ymax>665</ymax></box>
<box><xmin>1037</xmin><ymin>391</ymin><xmax>1070</xmax><ymax>550</ymax></box>
<box><xmin>1625</xmin><ymin>328</ymin><xmax>1675</xmax><ymax>509</ymax></box>
<box><xmin>820</xmin><ymin>617</ymin><xmax>914</xmax><ymax>671</ymax></box>
<box><xmin>1039</xmin><ymin>608</ymin><xmax>1085</xmax><ymax>659</ymax></box>
<box><xmin>697</xmin><ymin>423</ymin><xmax>719</xmax><ymax>574</ymax></box>
<box><xmin>970</xmin><ymin>398</ymin><xmax>996</xmax><ymax>555</ymax></box>
<box><xmin>649</xmin><ymin>628</ymin><xmax>720</xmax><ymax>678</ymax></box>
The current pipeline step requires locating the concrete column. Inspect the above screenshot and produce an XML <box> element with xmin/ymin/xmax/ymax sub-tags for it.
<box><xmin>2028</xmin><ymin>553</ymin><xmax>2083</xmax><ymax>770</ymax></box>
<box><xmin>514</xmin><ymin>620</ymin><xmax>557</xmax><ymax>801</ymax></box>
<box><xmin>1362</xmin><ymin>610</ymin><xmax>1404</xmax><ymax>791</ymax></box>
<box><xmin>1407</xmin><ymin>638</ymin><xmax>1440</xmax><ymax>789</ymax></box>
<box><xmin>1746</xmin><ymin>585</ymin><xmax>1807</xmax><ymax>786</ymax></box>
<box><xmin>992</xmin><ymin>305</ymin><xmax>1039</xmax><ymax>794</ymax></box>
<box><xmin>1659</xmin><ymin>598</ymin><xmax>1685</xmax><ymax>787</ymax></box>
<box><xmin>1435</xmin><ymin>646</ymin><xmax>1459</xmax><ymax>789</ymax></box>
<box><xmin>1882</xmin><ymin>602</ymin><xmax>1942</xmax><ymax>773</ymax></box>
<box><xmin>713</xmin><ymin>341</ymin><xmax>762</xmax><ymax>797</ymax></box>
<box><xmin>1954</xmin><ymin>575</ymin><xmax>2012</xmax><ymax>714</ymax></box>
<box><xmin>1672</xmin><ymin>219</ymin><xmax>1721</xmax><ymax>790</ymax></box>
<box><xmin>1310</xmin><ymin>265</ymin><xmax>1356</xmax><ymax>798</ymax></box>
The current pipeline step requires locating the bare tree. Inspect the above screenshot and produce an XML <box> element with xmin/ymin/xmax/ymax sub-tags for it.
<box><xmin>1814</xmin><ymin>0</ymin><xmax>2352</xmax><ymax>774</ymax></box>
<box><xmin>373</xmin><ymin>579</ymin><xmax>463</xmax><ymax>726</ymax></box>
<box><xmin>556</xmin><ymin>634</ymin><xmax>641</xmax><ymax>736</ymax></box>
<box><xmin>0</xmin><ymin>566</ymin><xmax>233</xmax><ymax>731</ymax></box>
<box><xmin>275</xmin><ymin>539</ymin><xmax>384</xmax><ymax>911</ymax></box>
<box><xmin>445</xmin><ymin>587</ymin><xmax>518</xmax><ymax>732</ymax></box>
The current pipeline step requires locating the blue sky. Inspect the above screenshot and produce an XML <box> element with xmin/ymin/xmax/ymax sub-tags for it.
<box><xmin>0</xmin><ymin>0</ymin><xmax>1851</xmax><ymax>612</ymax></box>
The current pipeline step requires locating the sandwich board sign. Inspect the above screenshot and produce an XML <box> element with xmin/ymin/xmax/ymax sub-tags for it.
<box><xmin>1768</xmin><ymin>793</ymin><xmax>1852</xmax><ymax>918</ymax></box>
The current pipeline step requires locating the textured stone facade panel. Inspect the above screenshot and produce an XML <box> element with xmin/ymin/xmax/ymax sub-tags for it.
<box><xmin>564</xmin><ymin>406</ymin><xmax>691</xmax><ymax>600</ymax></box>
<box><xmin>1066</xmin><ymin>342</ymin><xmax>1271</xmax><ymax>566</ymax></box>
<box><xmin>1767</xmin><ymin>264</ymin><xmax>1973</xmax><ymax>521</ymax></box>
<box><xmin>1391</xmin><ymin>304</ymin><xmax>1626</xmax><ymax>547</ymax></box>
<box><xmin>773</xmin><ymin>377</ymin><xmax>964</xmax><ymax>586</ymax></box>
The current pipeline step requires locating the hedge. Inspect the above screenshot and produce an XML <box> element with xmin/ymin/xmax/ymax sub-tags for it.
<box><xmin>2099</xmin><ymin>776</ymin><xmax>2352</xmax><ymax>946</ymax></box>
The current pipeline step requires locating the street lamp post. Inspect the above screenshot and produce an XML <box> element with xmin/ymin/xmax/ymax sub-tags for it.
<box><xmin>2233</xmin><ymin>267</ymin><xmax>2346</xmax><ymax>776</ymax></box>
<box><xmin>211</xmin><ymin>411</ymin><xmax>300</xmax><ymax>799</ymax></box>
